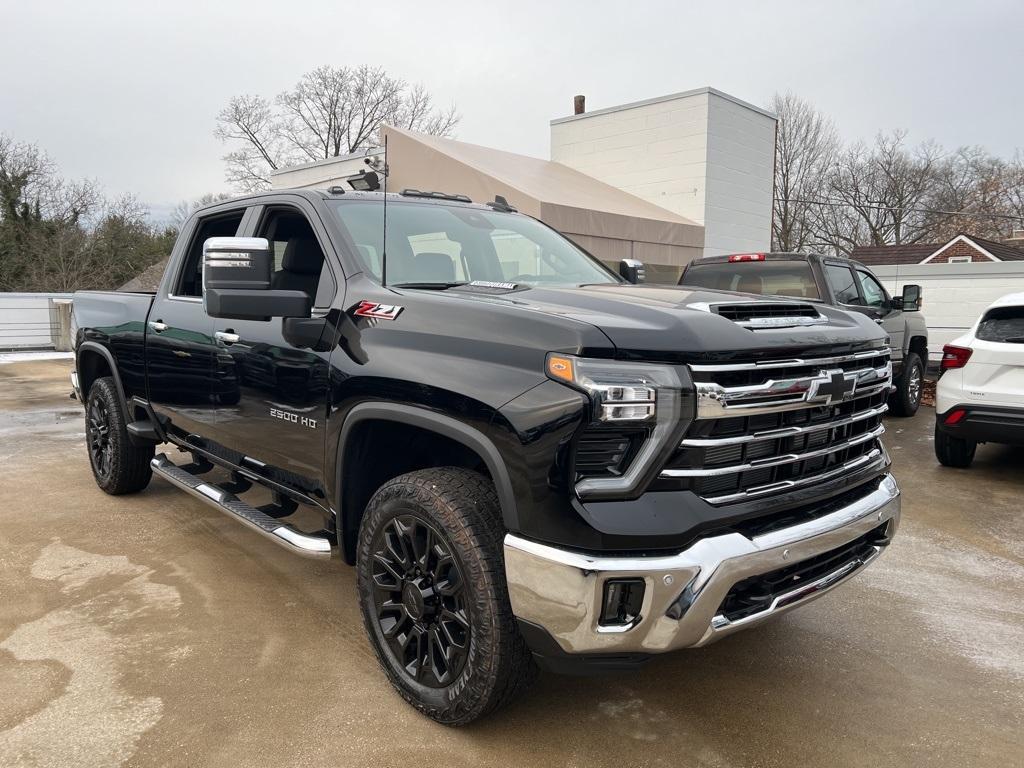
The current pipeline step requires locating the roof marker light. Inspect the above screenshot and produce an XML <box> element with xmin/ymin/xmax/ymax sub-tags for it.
<box><xmin>728</xmin><ymin>253</ymin><xmax>766</xmax><ymax>262</ymax></box>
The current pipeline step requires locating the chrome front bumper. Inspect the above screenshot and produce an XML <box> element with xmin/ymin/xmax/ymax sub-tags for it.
<box><xmin>504</xmin><ymin>474</ymin><xmax>900</xmax><ymax>655</ymax></box>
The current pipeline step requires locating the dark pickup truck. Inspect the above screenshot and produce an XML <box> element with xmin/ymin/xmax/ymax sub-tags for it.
<box><xmin>71</xmin><ymin>189</ymin><xmax>901</xmax><ymax>725</ymax></box>
<box><xmin>680</xmin><ymin>252</ymin><xmax>929</xmax><ymax>416</ymax></box>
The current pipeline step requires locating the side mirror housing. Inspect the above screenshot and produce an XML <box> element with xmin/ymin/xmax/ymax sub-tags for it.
<box><xmin>899</xmin><ymin>284</ymin><xmax>922</xmax><ymax>312</ymax></box>
<box><xmin>619</xmin><ymin>259</ymin><xmax>646</xmax><ymax>284</ymax></box>
<box><xmin>202</xmin><ymin>236</ymin><xmax>312</xmax><ymax>321</ymax></box>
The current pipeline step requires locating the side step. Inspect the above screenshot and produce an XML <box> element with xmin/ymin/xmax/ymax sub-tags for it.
<box><xmin>150</xmin><ymin>454</ymin><xmax>332</xmax><ymax>559</ymax></box>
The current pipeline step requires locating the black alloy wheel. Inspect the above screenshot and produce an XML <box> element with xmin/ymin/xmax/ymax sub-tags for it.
<box><xmin>84</xmin><ymin>376</ymin><xmax>154</xmax><ymax>495</ymax></box>
<box><xmin>356</xmin><ymin>468</ymin><xmax>536</xmax><ymax>725</ymax></box>
<box><xmin>369</xmin><ymin>514</ymin><xmax>471</xmax><ymax>688</ymax></box>
<box><xmin>87</xmin><ymin>392</ymin><xmax>114</xmax><ymax>480</ymax></box>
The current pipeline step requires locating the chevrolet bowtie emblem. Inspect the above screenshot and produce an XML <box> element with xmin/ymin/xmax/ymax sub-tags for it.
<box><xmin>810</xmin><ymin>369</ymin><xmax>857</xmax><ymax>404</ymax></box>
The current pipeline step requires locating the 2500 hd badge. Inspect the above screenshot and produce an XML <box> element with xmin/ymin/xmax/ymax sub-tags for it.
<box><xmin>270</xmin><ymin>408</ymin><xmax>317</xmax><ymax>429</ymax></box>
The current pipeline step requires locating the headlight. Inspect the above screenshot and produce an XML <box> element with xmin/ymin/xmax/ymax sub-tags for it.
<box><xmin>546</xmin><ymin>353</ymin><xmax>694</xmax><ymax>500</ymax></box>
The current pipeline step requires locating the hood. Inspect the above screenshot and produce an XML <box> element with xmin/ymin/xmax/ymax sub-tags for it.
<box><xmin>434</xmin><ymin>282</ymin><xmax>889</xmax><ymax>363</ymax></box>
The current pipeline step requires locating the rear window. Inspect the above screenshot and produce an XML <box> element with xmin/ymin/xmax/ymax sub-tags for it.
<box><xmin>680</xmin><ymin>260</ymin><xmax>820</xmax><ymax>299</ymax></box>
<box><xmin>977</xmin><ymin>306</ymin><xmax>1024</xmax><ymax>343</ymax></box>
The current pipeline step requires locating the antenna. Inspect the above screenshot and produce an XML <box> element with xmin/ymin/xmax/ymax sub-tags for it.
<box><xmin>380</xmin><ymin>134</ymin><xmax>389</xmax><ymax>287</ymax></box>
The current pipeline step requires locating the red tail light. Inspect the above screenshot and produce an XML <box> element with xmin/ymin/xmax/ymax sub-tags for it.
<box><xmin>728</xmin><ymin>253</ymin><xmax>766</xmax><ymax>262</ymax></box>
<box><xmin>944</xmin><ymin>409</ymin><xmax>967</xmax><ymax>425</ymax></box>
<box><xmin>941</xmin><ymin>344</ymin><xmax>973</xmax><ymax>370</ymax></box>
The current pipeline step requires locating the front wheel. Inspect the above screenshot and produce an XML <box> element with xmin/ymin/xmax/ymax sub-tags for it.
<box><xmin>356</xmin><ymin>468</ymin><xmax>536</xmax><ymax>725</ymax></box>
<box><xmin>890</xmin><ymin>352</ymin><xmax>924</xmax><ymax>416</ymax></box>
<box><xmin>85</xmin><ymin>376</ymin><xmax>154</xmax><ymax>494</ymax></box>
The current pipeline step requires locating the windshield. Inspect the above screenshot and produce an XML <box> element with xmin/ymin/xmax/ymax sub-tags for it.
<box><xmin>329</xmin><ymin>199</ymin><xmax>618</xmax><ymax>287</ymax></box>
<box><xmin>680</xmin><ymin>260</ymin><xmax>820</xmax><ymax>300</ymax></box>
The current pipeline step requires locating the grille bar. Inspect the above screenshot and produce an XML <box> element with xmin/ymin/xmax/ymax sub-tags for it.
<box><xmin>680</xmin><ymin>403</ymin><xmax>889</xmax><ymax>448</ymax></box>
<box><xmin>702</xmin><ymin>449</ymin><xmax>886</xmax><ymax>504</ymax></box>
<box><xmin>663</xmin><ymin>423</ymin><xmax>884</xmax><ymax>478</ymax></box>
<box><xmin>694</xmin><ymin>363</ymin><xmax>891</xmax><ymax>418</ymax></box>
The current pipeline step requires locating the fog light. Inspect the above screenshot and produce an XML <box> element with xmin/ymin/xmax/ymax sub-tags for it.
<box><xmin>599</xmin><ymin>578</ymin><xmax>645</xmax><ymax>627</ymax></box>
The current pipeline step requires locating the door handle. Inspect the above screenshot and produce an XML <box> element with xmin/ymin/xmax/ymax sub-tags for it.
<box><xmin>215</xmin><ymin>330</ymin><xmax>240</xmax><ymax>345</ymax></box>
<box><xmin>148</xmin><ymin>320</ymin><xmax>167</xmax><ymax>333</ymax></box>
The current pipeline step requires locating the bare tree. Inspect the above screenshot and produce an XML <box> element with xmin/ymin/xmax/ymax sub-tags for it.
<box><xmin>812</xmin><ymin>131</ymin><xmax>941</xmax><ymax>254</ymax></box>
<box><xmin>170</xmin><ymin>192</ymin><xmax>233</xmax><ymax>231</ymax></box>
<box><xmin>769</xmin><ymin>92</ymin><xmax>839</xmax><ymax>252</ymax></box>
<box><xmin>1</xmin><ymin>134</ymin><xmax>175</xmax><ymax>292</ymax></box>
<box><xmin>215</xmin><ymin>66</ymin><xmax>460</xmax><ymax>192</ymax></box>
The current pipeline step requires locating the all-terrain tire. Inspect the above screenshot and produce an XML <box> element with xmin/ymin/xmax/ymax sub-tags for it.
<box><xmin>85</xmin><ymin>376</ymin><xmax>154</xmax><ymax>494</ymax></box>
<box><xmin>890</xmin><ymin>352</ymin><xmax>924</xmax><ymax>417</ymax></box>
<box><xmin>356</xmin><ymin>468</ymin><xmax>537</xmax><ymax>726</ymax></box>
<box><xmin>934</xmin><ymin>424</ymin><xmax>977</xmax><ymax>468</ymax></box>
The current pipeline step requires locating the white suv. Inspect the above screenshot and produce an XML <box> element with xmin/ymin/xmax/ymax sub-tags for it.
<box><xmin>935</xmin><ymin>292</ymin><xmax>1024</xmax><ymax>467</ymax></box>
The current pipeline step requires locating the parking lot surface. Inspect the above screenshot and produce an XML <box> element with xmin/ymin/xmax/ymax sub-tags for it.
<box><xmin>1</xmin><ymin>359</ymin><xmax>1022</xmax><ymax>768</ymax></box>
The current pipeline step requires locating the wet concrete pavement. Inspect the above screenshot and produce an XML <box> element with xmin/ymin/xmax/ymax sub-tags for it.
<box><xmin>1</xmin><ymin>359</ymin><xmax>1021</xmax><ymax>767</ymax></box>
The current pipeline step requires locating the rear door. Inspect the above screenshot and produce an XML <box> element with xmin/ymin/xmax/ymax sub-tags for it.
<box><xmin>211</xmin><ymin>198</ymin><xmax>340</xmax><ymax>489</ymax></box>
<box><xmin>146</xmin><ymin>207</ymin><xmax>247</xmax><ymax>440</ymax></box>
<box><xmin>962</xmin><ymin>303</ymin><xmax>1024</xmax><ymax>407</ymax></box>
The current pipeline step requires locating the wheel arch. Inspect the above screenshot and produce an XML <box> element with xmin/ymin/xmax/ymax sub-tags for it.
<box><xmin>335</xmin><ymin>403</ymin><xmax>518</xmax><ymax>565</ymax></box>
<box><xmin>908</xmin><ymin>334</ymin><xmax>928</xmax><ymax>362</ymax></box>
<box><xmin>76</xmin><ymin>342</ymin><xmax>131</xmax><ymax>421</ymax></box>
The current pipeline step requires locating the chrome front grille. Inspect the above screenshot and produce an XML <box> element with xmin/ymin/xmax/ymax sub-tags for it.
<box><xmin>660</xmin><ymin>348</ymin><xmax>892</xmax><ymax>504</ymax></box>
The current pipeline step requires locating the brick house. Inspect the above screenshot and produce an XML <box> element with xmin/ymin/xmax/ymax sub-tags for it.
<box><xmin>851</xmin><ymin>232</ymin><xmax>1024</xmax><ymax>266</ymax></box>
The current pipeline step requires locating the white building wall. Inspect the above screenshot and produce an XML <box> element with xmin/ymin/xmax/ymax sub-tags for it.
<box><xmin>550</xmin><ymin>92</ymin><xmax>710</xmax><ymax>228</ymax></box>
<box><xmin>551</xmin><ymin>87</ymin><xmax>775</xmax><ymax>258</ymax></box>
<box><xmin>872</xmin><ymin>262</ymin><xmax>1024</xmax><ymax>362</ymax></box>
<box><xmin>703</xmin><ymin>94</ymin><xmax>776</xmax><ymax>257</ymax></box>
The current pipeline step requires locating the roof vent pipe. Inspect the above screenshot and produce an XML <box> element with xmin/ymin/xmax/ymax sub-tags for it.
<box><xmin>574</xmin><ymin>94</ymin><xmax>585</xmax><ymax>115</ymax></box>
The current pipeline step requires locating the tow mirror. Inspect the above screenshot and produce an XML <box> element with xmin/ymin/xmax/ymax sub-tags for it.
<box><xmin>202</xmin><ymin>237</ymin><xmax>311</xmax><ymax>321</ymax></box>
<box><xmin>619</xmin><ymin>259</ymin><xmax>646</xmax><ymax>284</ymax></box>
<box><xmin>898</xmin><ymin>284</ymin><xmax>922</xmax><ymax>312</ymax></box>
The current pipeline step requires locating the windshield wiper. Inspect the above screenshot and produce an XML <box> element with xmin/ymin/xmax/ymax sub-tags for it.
<box><xmin>1002</xmin><ymin>336</ymin><xmax>1024</xmax><ymax>343</ymax></box>
<box><xmin>391</xmin><ymin>281</ymin><xmax>468</xmax><ymax>290</ymax></box>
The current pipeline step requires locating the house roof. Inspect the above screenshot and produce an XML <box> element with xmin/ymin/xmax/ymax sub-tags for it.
<box><xmin>850</xmin><ymin>233</ymin><xmax>1024</xmax><ymax>266</ymax></box>
<box><xmin>850</xmin><ymin>243</ymin><xmax>938</xmax><ymax>266</ymax></box>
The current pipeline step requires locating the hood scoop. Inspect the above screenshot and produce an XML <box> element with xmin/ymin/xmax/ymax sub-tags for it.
<box><xmin>695</xmin><ymin>301</ymin><xmax>828</xmax><ymax>329</ymax></box>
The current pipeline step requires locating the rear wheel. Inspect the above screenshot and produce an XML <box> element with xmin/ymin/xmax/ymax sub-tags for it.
<box><xmin>356</xmin><ymin>468</ymin><xmax>536</xmax><ymax>725</ymax></box>
<box><xmin>85</xmin><ymin>377</ymin><xmax>154</xmax><ymax>494</ymax></box>
<box><xmin>934</xmin><ymin>424</ymin><xmax>976</xmax><ymax>468</ymax></box>
<box><xmin>890</xmin><ymin>352</ymin><xmax>924</xmax><ymax>416</ymax></box>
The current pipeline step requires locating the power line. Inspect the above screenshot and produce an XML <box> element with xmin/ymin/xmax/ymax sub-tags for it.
<box><xmin>777</xmin><ymin>197</ymin><xmax>1024</xmax><ymax>222</ymax></box>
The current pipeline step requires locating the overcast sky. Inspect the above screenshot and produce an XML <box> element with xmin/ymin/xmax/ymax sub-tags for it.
<box><xmin>2</xmin><ymin>0</ymin><xmax>1022</xmax><ymax>217</ymax></box>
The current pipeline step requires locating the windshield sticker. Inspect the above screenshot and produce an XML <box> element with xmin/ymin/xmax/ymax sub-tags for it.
<box><xmin>468</xmin><ymin>280</ymin><xmax>519</xmax><ymax>290</ymax></box>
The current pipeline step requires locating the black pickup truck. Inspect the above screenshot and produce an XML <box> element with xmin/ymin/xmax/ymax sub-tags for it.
<box><xmin>72</xmin><ymin>189</ymin><xmax>901</xmax><ymax>725</ymax></box>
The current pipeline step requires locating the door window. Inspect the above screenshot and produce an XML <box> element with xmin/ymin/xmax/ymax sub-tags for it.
<box><xmin>824</xmin><ymin>264</ymin><xmax>861</xmax><ymax>305</ymax></box>
<box><xmin>257</xmin><ymin>209</ymin><xmax>335</xmax><ymax>308</ymax></box>
<box><xmin>855</xmin><ymin>270</ymin><xmax>887</xmax><ymax>308</ymax></box>
<box><xmin>173</xmin><ymin>210</ymin><xmax>246</xmax><ymax>297</ymax></box>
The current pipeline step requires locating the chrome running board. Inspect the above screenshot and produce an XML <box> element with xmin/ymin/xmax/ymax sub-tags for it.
<box><xmin>150</xmin><ymin>454</ymin><xmax>332</xmax><ymax>559</ymax></box>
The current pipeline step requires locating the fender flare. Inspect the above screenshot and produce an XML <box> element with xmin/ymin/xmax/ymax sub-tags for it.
<box><xmin>336</xmin><ymin>402</ymin><xmax>519</xmax><ymax>531</ymax></box>
<box><xmin>75</xmin><ymin>341</ymin><xmax>132</xmax><ymax>421</ymax></box>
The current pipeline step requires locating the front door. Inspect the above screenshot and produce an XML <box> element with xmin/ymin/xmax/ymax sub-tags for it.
<box><xmin>146</xmin><ymin>208</ymin><xmax>247</xmax><ymax>440</ymax></box>
<box><xmin>854</xmin><ymin>267</ymin><xmax>905</xmax><ymax>357</ymax></box>
<box><xmin>211</xmin><ymin>200</ymin><xmax>340</xmax><ymax>493</ymax></box>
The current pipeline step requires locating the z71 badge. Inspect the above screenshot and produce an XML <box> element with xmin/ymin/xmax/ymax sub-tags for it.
<box><xmin>353</xmin><ymin>301</ymin><xmax>403</xmax><ymax>321</ymax></box>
